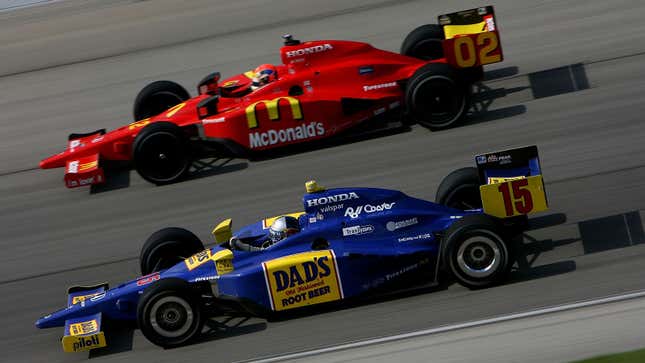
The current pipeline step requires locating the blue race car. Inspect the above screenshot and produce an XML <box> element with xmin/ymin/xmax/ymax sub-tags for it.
<box><xmin>36</xmin><ymin>146</ymin><xmax>548</xmax><ymax>352</ymax></box>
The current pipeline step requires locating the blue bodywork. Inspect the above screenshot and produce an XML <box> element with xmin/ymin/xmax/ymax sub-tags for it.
<box><xmin>36</xmin><ymin>186</ymin><xmax>480</xmax><ymax>329</ymax></box>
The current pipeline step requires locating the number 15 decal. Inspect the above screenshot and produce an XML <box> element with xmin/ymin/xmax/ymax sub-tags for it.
<box><xmin>479</xmin><ymin>175</ymin><xmax>548</xmax><ymax>218</ymax></box>
<box><xmin>443</xmin><ymin>31</ymin><xmax>503</xmax><ymax>68</ymax></box>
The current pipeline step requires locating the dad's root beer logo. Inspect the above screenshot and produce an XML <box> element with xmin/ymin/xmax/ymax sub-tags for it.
<box><xmin>262</xmin><ymin>251</ymin><xmax>343</xmax><ymax>311</ymax></box>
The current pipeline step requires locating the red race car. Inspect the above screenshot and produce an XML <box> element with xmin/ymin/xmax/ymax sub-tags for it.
<box><xmin>40</xmin><ymin>6</ymin><xmax>503</xmax><ymax>188</ymax></box>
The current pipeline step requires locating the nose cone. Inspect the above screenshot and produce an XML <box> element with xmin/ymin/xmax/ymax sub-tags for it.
<box><xmin>40</xmin><ymin>153</ymin><xmax>67</xmax><ymax>169</ymax></box>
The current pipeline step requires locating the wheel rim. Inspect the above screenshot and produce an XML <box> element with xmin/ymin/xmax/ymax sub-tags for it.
<box><xmin>149</xmin><ymin>296</ymin><xmax>194</xmax><ymax>338</ymax></box>
<box><xmin>410</xmin><ymin>39</ymin><xmax>444</xmax><ymax>60</ymax></box>
<box><xmin>456</xmin><ymin>233</ymin><xmax>502</xmax><ymax>278</ymax></box>
<box><xmin>140</xmin><ymin>92</ymin><xmax>184</xmax><ymax>119</ymax></box>
<box><xmin>412</xmin><ymin>76</ymin><xmax>465</xmax><ymax>128</ymax></box>
<box><xmin>444</xmin><ymin>184</ymin><xmax>482</xmax><ymax>210</ymax></box>
<box><xmin>137</xmin><ymin>131</ymin><xmax>187</xmax><ymax>182</ymax></box>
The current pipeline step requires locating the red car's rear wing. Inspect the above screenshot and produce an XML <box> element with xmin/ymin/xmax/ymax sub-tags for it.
<box><xmin>439</xmin><ymin>6</ymin><xmax>504</xmax><ymax>68</ymax></box>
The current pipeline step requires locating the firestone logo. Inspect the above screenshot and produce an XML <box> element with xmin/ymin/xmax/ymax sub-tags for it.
<box><xmin>344</xmin><ymin>202</ymin><xmax>396</xmax><ymax>219</ymax></box>
<box><xmin>286</xmin><ymin>44</ymin><xmax>333</xmax><ymax>58</ymax></box>
<box><xmin>307</xmin><ymin>192</ymin><xmax>359</xmax><ymax>207</ymax></box>
<box><xmin>342</xmin><ymin>225</ymin><xmax>375</xmax><ymax>236</ymax></box>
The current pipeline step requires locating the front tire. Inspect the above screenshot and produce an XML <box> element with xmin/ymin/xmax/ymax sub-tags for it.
<box><xmin>405</xmin><ymin>63</ymin><xmax>468</xmax><ymax>130</ymax></box>
<box><xmin>140</xmin><ymin>227</ymin><xmax>205</xmax><ymax>275</ymax></box>
<box><xmin>133</xmin><ymin>80</ymin><xmax>190</xmax><ymax>121</ymax></box>
<box><xmin>132</xmin><ymin>122</ymin><xmax>191</xmax><ymax>185</ymax></box>
<box><xmin>137</xmin><ymin>278</ymin><xmax>204</xmax><ymax>348</ymax></box>
<box><xmin>442</xmin><ymin>215</ymin><xmax>510</xmax><ymax>289</ymax></box>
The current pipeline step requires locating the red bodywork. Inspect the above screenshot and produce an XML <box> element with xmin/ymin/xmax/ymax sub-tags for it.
<box><xmin>41</xmin><ymin>22</ymin><xmax>502</xmax><ymax>187</ymax></box>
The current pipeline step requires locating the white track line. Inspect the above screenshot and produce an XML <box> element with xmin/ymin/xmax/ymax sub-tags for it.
<box><xmin>247</xmin><ymin>289</ymin><xmax>645</xmax><ymax>363</ymax></box>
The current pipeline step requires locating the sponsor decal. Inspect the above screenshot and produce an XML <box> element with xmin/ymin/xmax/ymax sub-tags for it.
<box><xmin>69</xmin><ymin>320</ymin><xmax>99</xmax><ymax>336</ymax></box>
<box><xmin>316</xmin><ymin>212</ymin><xmax>324</xmax><ymax>221</ymax></box>
<box><xmin>486</xmin><ymin>154</ymin><xmax>511</xmax><ymax>163</ymax></box>
<box><xmin>63</xmin><ymin>333</ymin><xmax>106</xmax><ymax>353</ymax></box>
<box><xmin>319</xmin><ymin>204</ymin><xmax>344</xmax><ymax>213</ymax></box>
<box><xmin>398</xmin><ymin>233</ymin><xmax>432</xmax><ymax>243</ymax></box>
<box><xmin>385</xmin><ymin>258</ymin><xmax>429</xmax><ymax>281</ymax></box>
<box><xmin>90</xmin><ymin>292</ymin><xmax>106</xmax><ymax>302</ymax></box>
<box><xmin>309</xmin><ymin>217</ymin><xmax>317</xmax><ymax>224</ymax></box>
<box><xmin>286</xmin><ymin>43</ymin><xmax>333</xmax><ymax>58</ymax></box>
<box><xmin>136</xmin><ymin>273</ymin><xmax>160</xmax><ymax>286</ymax></box>
<box><xmin>221</xmin><ymin>80</ymin><xmax>239</xmax><ymax>88</ymax></box>
<box><xmin>306</xmin><ymin>192</ymin><xmax>359</xmax><ymax>207</ymax></box>
<box><xmin>386</xmin><ymin>217</ymin><xmax>418</xmax><ymax>231</ymax></box>
<box><xmin>487</xmin><ymin>176</ymin><xmax>524</xmax><ymax>184</ymax></box>
<box><xmin>91</xmin><ymin>136</ymin><xmax>103</xmax><ymax>143</ymax></box>
<box><xmin>374</xmin><ymin>107</ymin><xmax>386</xmax><ymax>116</ymax></box>
<box><xmin>246</xmin><ymin>96</ymin><xmax>303</xmax><ymax>129</ymax></box>
<box><xmin>358</xmin><ymin>66</ymin><xmax>374</xmax><ymax>75</ymax></box>
<box><xmin>476</xmin><ymin>155</ymin><xmax>487</xmax><ymax>164</ymax></box>
<box><xmin>128</xmin><ymin>119</ymin><xmax>150</xmax><ymax>130</ymax></box>
<box><xmin>66</xmin><ymin>175</ymin><xmax>101</xmax><ymax>187</ymax></box>
<box><xmin>263</xmin><ymin>250</ymin><xmax>343</xmax><ymax>311</ymax></box>
<box><xmin>67</xmin><ymin>160</ymin><xmax>79</xmax><ymax>173</ymax></box>
<box><xmin>342</xmin><ymin>224</ymin><xmax>375</xmax><ymax>236</ymax></box>
<box><xmin>363</xmin><ymin>81</ymin><xmax>397</xmax><ymax>92</ymax></box>
<box><xmin>249</xmin><ymin>122</ymin><xmax>324</xmax><ymax>148</ymax></box>
<box><xmin>185</xmin><ymin>250</ymin><xmax>213</xmax><ymax>271</ymax></box>
<box><xmin>184</xmin><ymin>250</ymin><xmax>234</xmax><ymax>274</ymax></box>
<box><xmin>202</xmin><ymin>117</ymin><xmax>226</xmax><ymax>124</ymax></box>
<box><xmin>194</xmin><ymin>275</ymin><xmax>219</xmax><ymax>282</ymax></box>
<box><xmin>71</xmin><ymin>292</ymin><xmax>102</xmax><ymax>305</ymax></box>
<box><xmin>344</xmin><ymin>202</ymin><xmax>396</xmax><ymax>219</ymax></box>
<box><xmin>484</xmin><ymin>14</ymin><xmax>495</xmax><ymax>30</ymax></box>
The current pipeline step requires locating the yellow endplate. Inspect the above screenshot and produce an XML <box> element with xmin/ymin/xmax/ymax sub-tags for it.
<box><xmin>212</xmin><ymin>218</ymin><xmax>233</xmax><ymax>244</ymax></box>
<box><xmin>480</xmin><ymin>175</ymin><xmax>548</xmax><ymax>218</ymax></box>
<box><xmin>62</xmin><ymin>332</ymin><xmax>106</xmax><ymax>353</ymax></box>
<box><xmin>444</xmin><ymin>21</ymin><xmax>487</xmax><ymax>39</ymax></box>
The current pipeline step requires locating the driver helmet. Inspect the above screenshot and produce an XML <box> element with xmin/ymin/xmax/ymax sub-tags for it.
<box><xmin>252</xmin><ymin>64</ymin><xmax>278</xmax><ymax>89</ymax></box>
<box><xmin>268</xmin><ymin>216</ymin><xmax>300</xmax><ymax>245</ymax></box>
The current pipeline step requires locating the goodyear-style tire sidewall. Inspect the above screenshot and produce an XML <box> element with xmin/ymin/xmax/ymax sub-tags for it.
<box><xmin>442</xmin><ymin>215</ymin><xmax>510</xmax><ymax>289</ymax></box>
<box><xmin>132</xmin><ymin>122</ymin><xmax>190</xmax><ymax>185</ymax></box>
<box><xmin>137</xmin><ymin>279</ymin><xmax>204</xmax><ymax>349</ymax></box>
<box><xmin>435</xmin><ymin>167</ymin><xmax>481</xmax><ymax>210</ymax></box>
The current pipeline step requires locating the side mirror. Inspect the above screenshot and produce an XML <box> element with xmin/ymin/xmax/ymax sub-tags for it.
<box><xmin>212</xmin><ymin>218</ymin><xmax>232</xmax><ymax>244</ymax></box>
<box><xmin>197</xmin><ymin>71</ymin><xmax>221</xmax><ymax>95</ymax></box>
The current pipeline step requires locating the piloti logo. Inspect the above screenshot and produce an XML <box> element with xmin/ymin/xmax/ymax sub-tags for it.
<box><xmin>263</xmin><ymin>251</ymin><xmax>343</xmax><ymax>311</ymax></box>
<box><xmin>71</xmin><ymin>335</ymin><xmax>103</xmax><ymax>352</ymax></box>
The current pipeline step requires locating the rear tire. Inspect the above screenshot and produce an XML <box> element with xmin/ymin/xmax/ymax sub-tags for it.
<box><xmin>435</xmin><ymin>167</ymin><xmax>481</xmax><ymax>210</ymax></box>
<box><xmin>442</xmin><ymin>215</ymin><xmax>510</xmax><ymax>289</ymax></box>
<box><xmin>405</xmin><ymin>63</ymin><xmax>468</xmax><ymax>130</ymax></box>
<box><xmin>137</xmin><ymin>278</ymin><xmax>204</xmax><ymax>348</ymax></box>
<box><xmin>140</xmin><ymin>227</ymin><xmax>204</xmax><ymax>275</ymax></box>
<box><xmin>133</xmin><ymin>81</ymin><xmax>190</xmax><ymax>121</ymax></box>
<box><xmin>132</xmin><ymin>122</ymin><xmax>191</xmax><ymax>185</ymax></box>
<box><xmin>401</xmin><ymin>24</ymin><xmax>445</xmax><ymax>60</ymax></box>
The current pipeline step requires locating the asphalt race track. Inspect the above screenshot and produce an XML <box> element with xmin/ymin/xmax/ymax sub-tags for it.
<box><xmin>1</xmin><ymin>0</ymin><xmax>645</xmax><ymax>362</ymax></box>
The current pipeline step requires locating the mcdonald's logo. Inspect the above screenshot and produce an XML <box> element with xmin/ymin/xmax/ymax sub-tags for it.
<box><xmin>246</xmin><ymin>97</ymin><xmax>303</xmax><ymax>129</ymax></box>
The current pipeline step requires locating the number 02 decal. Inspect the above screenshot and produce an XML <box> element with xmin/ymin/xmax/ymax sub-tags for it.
<box><xmin>497</xmin><ymin>178</ymin><xmax>533</xmax><ymax>217</ymax></box>
<box><xmin>445</xmin><ymin>31</ymin><xmax>503</xmax><ymax>68</ymax></box>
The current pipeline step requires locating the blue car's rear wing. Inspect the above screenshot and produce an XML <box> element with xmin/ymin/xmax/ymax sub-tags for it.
<box><xmin>475</xmin><ymin>145</ymin><xmax>548</xmax><ymax>218</ymax></box>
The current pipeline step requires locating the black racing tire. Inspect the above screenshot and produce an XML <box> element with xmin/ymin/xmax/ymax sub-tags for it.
<box><xmin>401</xmin><ymin>24</ymin><xmax>445</xmax><ymax>60</ymax></box>
<box><xmin>140</xmin><ymin>227</ymin><xmax>205</xmax><ymax>275</ymax></box>
<box><xmin>405</xmin><ymin>63</ymin><xmax>468</xmax><ymax>130</ymax></box>
<box><xmin>442</xmin><ymin>214</ymin><xmax>510</xmax><ymax>289</ymax></box>
<box><xmin>133</xmin><ymin>80</ymin><xmax>190</xmax><ymax>121</ymax></box>
<box><xmin>132</xmin><ymin>122</ymin><xmax>191</xmax><ymax>185</ymax></box>
<box><xmin>137</xmin><ymin>278</ymin><xmax>204</xmax><ymax>348</ymax></box>
<box><xmin>435</xmin><ymin>167</ymin><xmax>481</xmax><ymax>210</ymax></box>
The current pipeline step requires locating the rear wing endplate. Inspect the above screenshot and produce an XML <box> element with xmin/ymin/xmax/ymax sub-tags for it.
<box><xmin>475</xmin><ymin>145</ymin><xmax>548</xmax><ymax>218</ymax></box>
